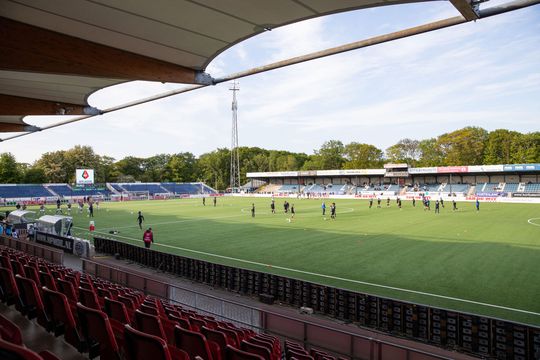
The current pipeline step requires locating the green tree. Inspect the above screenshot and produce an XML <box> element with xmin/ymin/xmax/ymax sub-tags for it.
<box><xmin>303</xmin><ymin>140</ymin><xmax>345</xmax><ymax>170</ymax></box>
<box><xmin>510</xmin><ymin>132</ymin><xmax>540</xmax><ymax>163</ymax></box>
<box><xmin>113</xmin><ymin>156</ymin><xmax>145</xmax><ymax>181</ymax></box>
<box><xmin>386</xmin><ymin>139</ymin><xmax>421</xmax><ymax>165</ymax></box>
<box><xmin>35</xmin><ymin>150</ymin><xmax>69</xmax><ymax>183</ymax></box>
<box><xmin>417</xmin><ymin>138</ymin><xmax>444</xmax><ymax>166</ymax></box>
<box><xmin>165</xmin><ymin>153</ymin><xmax>197</xmax><ymax>182</ymax></box>
<box><xmin>141</xmin><ymin>154</ymin><xmax>171</xmax><ymax>182</ymax></box>
<box><xmin>437</xmin><ymin>127</ymin><xmax>488</xmax><ymax>165</ymax></box>
<box><xmin>0</xmin><ymin>153</ymin><xmax>22</xmax><ymax>183</ymax></box>
<box><xmin>343</xmin><ymin>143</ymin><xmax>383</xmax><ymax>169</ymax></box>
<box><xmin>23</xmin><ymin>167</ymin><xmax>47</xmax><ymax>183</ymax></box>
<box><xmin>197</xmin><ymin>148</ymin><xmax>230</xmax><ymax>190</ymax></box>
<box><xmin>483</xmin><ymin>129</ymin><xmax>520</xmax><ymax>164</ymax></box>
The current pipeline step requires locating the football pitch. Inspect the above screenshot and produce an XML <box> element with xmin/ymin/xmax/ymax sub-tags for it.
<box><xmin>36</xmin><ymin>197</ymin><xmax>540</xmax><ymax>325</ymax></box>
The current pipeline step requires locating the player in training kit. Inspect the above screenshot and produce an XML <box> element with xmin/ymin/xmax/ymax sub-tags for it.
<box><xmin>251</xmin><ymin>203</ymin><xmax>255</xmax><ymax>218</ymax></box>
<box><xmin>213</xmin><ymin>197</ymin><xmax>217</xmax><ymax>207</ymax></box>
<box><xmin>290</xmin><ymin>204</ymin><xmax>295</xmax><ymax>219</ymax></box>
<box><xmin>412</xmin><ymin>198</ymin><xmax>416</xmax><ymax>207</ymax></box>
<box><xmin>398</xmin><ymin>198</ymin><xmax>402</xmax><ymax>209</ymax></box>
<box><xmin>330</xmin><ymin>203</ymin><xmax>336</xmax><ymax>219</ymax></box>
<box><xmin>377</xmin><ymin>197</ymin><xmax>381</xmax><ymax>208</ymax></box>
<box><xmin>137</xmin><ymin>211</ymin><xmax>145</xmax><ymax>229</ymax></box>
<box><xmin>321</xmin><ymin>202</ymin><xmax>326</xmax><ymax>215</ymax></box>
<box><xmin>89</xmin><ymin>203</ymin><xmax>94</xmax><ymax>218</ymax></box>
<box><xmin>39</xmin><ymin>204</ymin><xmax>46</xmax><ymax>215</ymax></box>
<box><xmin>453</xmin><ymin>199</ymin><xmax>457</xmax><ymax>211</ymax></box>
<box><xmin>270</xmin><ymin>200</ymin><xmax>275</xmax><ymax>214</ymax></box>
<box><xmin>202</xmin><ymin>197</ymin><xmax>206</xmax><ymax>206</ymax></box>
<box><xmin>386</xmin><ymin>198</ymin><xmax>390</xmax><ymax>207</ymax></box>
<box><xmin>369</xmin><ymin>198</ymin><xmax>373</xmax><ymax>208</ymax></box>
<box><xmin>476</xmin><ymin>198</ymin><xmax>480</xmax><ymax>211</ymax></box>
<box><xmin>435</xmin><ymin>200</ymin><xmax>440</xmax><ymax>214</ymax></box>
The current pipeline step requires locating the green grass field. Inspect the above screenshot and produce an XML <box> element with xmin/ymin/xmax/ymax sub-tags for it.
<box><xmin>24</xmin><ymin>197</ymin><xmax>540</xmax><ymax>325</ymax></box>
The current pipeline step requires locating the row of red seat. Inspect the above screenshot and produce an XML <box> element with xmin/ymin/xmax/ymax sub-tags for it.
<box><xmin>0</xmin><ymin>248</ymin><xmax>287</xmax><ymax>360</ymax></box>
<box><xmin>0</xmin><ymin>312</ymin><xmax>62</xmax><ymax>360</ymax></box>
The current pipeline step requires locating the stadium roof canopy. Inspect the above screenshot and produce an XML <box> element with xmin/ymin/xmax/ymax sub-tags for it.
<box><xmin>0</xmin><ymin>0</ymin><xmax>522</xmax><ymax>135</ymax></box>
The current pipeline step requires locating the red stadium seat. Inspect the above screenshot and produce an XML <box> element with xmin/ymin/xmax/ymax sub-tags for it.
<box><xmin>0</xmin><ymin>266</ymin><xmax>22</xmax><ymax>308</ymax></box>
<box><xmin>79</xmin><ymin>287</ymin><xmax>101</xmax><ymax>310</ymax></box>
<box><xmin>0</xmin><ymin>313</ymin><xmax>23</xmax><ymax>345</ymax></box>
<box><xmin>10</xmin><ymin>260</ymin><xmax>25</xmax><ymax>276</ymax></box>
<box><xmin>124</xmin><ymin>324</ymin><xmax>189</xmax><ymax>360</ymax></box>
<box><xmin>38</xmin><ymin>350</ymin><xmax>63</xmax><ymax>360</ymax></box>
<box><xmin>15</xmin><ymin>275</ymin><xmax>49</xmax><ymax>328</ymax></box>
<box><xmin>217</xmin><ymin>326</ymin><xmax>241</xmax><ymax>348</ymax></box>
<box><xmin>56</xmin><ymin>278</ymin><xmax>78</xmax><ymax>305</ymax></box>
<box><xmin>139</xmin><ymin>303</ymin><xmax>159</xmax><ymax>316</ymax></box>
<box><xmin>39</xmin><ymin>271</ymin><xmax>57</xmax><ymax>291</ymax></box>
<box><xmin>287</xmin><ymin>349</ymin><xmax>313</xmax><ymax>360</ymax></box>
<box><xmin>134</xmin><ymin>309</ymin><xmax>173</xmax><ymax>344</ymax></box>
<box><xmin>42</xmin><ymin>287</ymin><xmax>84</xmax><ymax>351</ymax></box>
<box><xmin>189</xmin><ymin>316</ymin><xmax>208</xmax><ymax>332</ymax></box>
<box><xmin>225</xmin><ymin>345</ymin><xmax>265</xmax><ymax>360</ymax></box>
<box><xmin>0</xmin><ymin>337</ymin><xmax>42</xmax><ymax>360</ymax></box>
<box><xmin>77</xmin><ymin>302</ymin><xmax>121</xmax><ymax>360</ymax></box>
<box><xmin>175</xmin><ymin>325</ymin><xmax>221</xmax><ymax>360</ymax></box>
<box><xmin>202</xmin><ymin>326</ymin><xmax>232</xmax><ymax>357</ymax></box>
<box><xmin>241</xmin><ymin>340</ymin><xmax>272</xmax><ymax>360</ymax></box>
<box><xmin>23</xmin><ymin>266</ymin><xmax>41</xmax><ymax>288</ymax></box>
<box><xmin>104</xmin><ymin>297</ymin><xmax>131</xmax><ymax>325</ymax></box>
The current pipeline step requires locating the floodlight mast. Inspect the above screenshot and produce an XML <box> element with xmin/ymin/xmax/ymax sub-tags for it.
<box><xmin>229</xmin><ymin>81</ymin><xmax>241</xmax><ymax>193</ymax></box>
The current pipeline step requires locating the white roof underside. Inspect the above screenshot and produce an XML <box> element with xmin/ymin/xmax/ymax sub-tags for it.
<box><xmin>0</xmin><ymin>0</ymin><xmax>436</xmax><ymax>129</ymax></box>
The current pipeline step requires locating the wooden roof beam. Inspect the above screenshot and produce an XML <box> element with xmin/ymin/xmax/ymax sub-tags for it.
<box><xmin>0</xmin><ymin>94</ymin><xmax>99</xmax><ymax>116</ymax></box>
<box><xmin>0</xmin><ymin>17</ymin><xmax>212</xmax><ymax>84</ymax></box>
<box><xmin>450</xmin><ymin>0</ymin><xmax>479</xmax><ymax>20</ymax></box>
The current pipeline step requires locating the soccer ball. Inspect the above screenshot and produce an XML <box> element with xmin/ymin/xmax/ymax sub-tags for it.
<box><xmin>287</xmin><ymin>218</ymin><xmax>291</xmax><ymax>223</ymax></box>
<box><xmin>130</xmin><ymin>211</ymin><xmax>133</xmax><ymax>214</ymax></box>
<box><xmin>323</xmin><ymin>217</ymin><xmax>327</xmax><ymax>221</ymax></box>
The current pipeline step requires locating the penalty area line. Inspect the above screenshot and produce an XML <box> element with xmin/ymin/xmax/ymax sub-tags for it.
<box><xmin>77</xmin><ymin>227</ymin><xmax>540</xmax><ymax>318</ymax></box>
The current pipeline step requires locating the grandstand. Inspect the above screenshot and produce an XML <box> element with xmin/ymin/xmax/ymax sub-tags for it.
<box><xmin>0</xmin><ymin>182</ymin><xmax>216</xmax><ymax>203</ymax></box>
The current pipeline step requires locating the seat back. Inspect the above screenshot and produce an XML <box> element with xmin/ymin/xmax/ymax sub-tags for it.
<box><xmin>42</xmin><ymin>287</ymin><xmax>82</xmax><ymax>350</ymax></box>
<box><xmin>139</xmin><ymin>303</ymin><xmax>159</xmax><ymax>316</ymax></box>
<box><xmin>15</xmin><ymin>275</ymin><xmax>48</xmax><ymax>326</ymax></box>
<box><xmin>217</xmin><ymin>326</ymin><xmax>241</xmax><ymax>348</ymax></box>
<box><xmin>124</xmin><ymin>324</ymin><xmax>172</xmax><ymax>360</ymax></box>
<box><xmin>77</xmin><ymin>302</ymin><xmax>119</xmax><ymax>360</ymax></box>
<box><xmin>105</xmin><ymin>297</ymin><xmax>131</xmax><ymax>325</ymax></box>
<box><xmin>57</xmin><ymin>279</ymin><xmax>78</xmax><ymax>303</ymax></box>
<box><xmin>0</xmin><ymin>267</ymin><xmax>20</xmax><ymax>304</ymax></box>
<box><xmin>175</xmin><ymin>325</ymin><xmax>214</xmax><ymax>359</ymax></box>
<box><xmin>79</xmin><ymin>287</ymin><xmax>100</xmax><ymax>310</ymax></box>
<box><xmin>134</xmin><ymin>310</ymin><xmax>166</xmax><ymax>341</ymax></box>
<box><xmin>23</xmin><ymin>266</ymin><xmax>41</xmax><ymax>287</ymax></box>
<box><xmin>241</xmin><ymin>340</ymin><xmax>272</xmax><ymax>360</ymax></box>
<box><xmin>0</xmin><ymin>337</ymin><xmax>42</xmax><ymax>360</ymax></box>
<box><xmin>39</xmin><ymin>271</ymin><xmax>57</xmax><ymax>291</ymax></box>
<box><xmin>0</xmin><ymin>313</ymin><xmax>23</xmax><ymax>345</ymax></box>
<box><xmin>225</xmin><ymin>345</ymin><xmax>265</xmax><ymax>360</ymax></box>
<box><xmin>9</xmin><ymin>261</ymin><xmax>25</xmax><ymax>276</ymax></box>
<box><xmin>189</xmin><ymin>316</ymin><xmax>207</xmax><ymax>332</ymax></box>
<box><xmin>288</xmin><ymin>349</ymin><xmax>313</xmax><ymax>360</ymax></box>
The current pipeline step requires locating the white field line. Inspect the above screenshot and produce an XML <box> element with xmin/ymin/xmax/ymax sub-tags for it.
<box><xmin>527</xmin><ymin>218</ymin><xmax>540</xmax><ymax>227</ymax></box>
<box><xmin>74</xmin><ymin>226</ymin><xmax>540</xmax><ymax>317</ymax></box>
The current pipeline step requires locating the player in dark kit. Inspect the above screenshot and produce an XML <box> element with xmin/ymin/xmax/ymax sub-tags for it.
<box><xmin>89</xmin><ymin>203</ymin><xmax>94</xmax><ymax>217</ymax></box>
<box><xmin>137</xmin><ymin>211</ymin><xmax>145</xmax><ymax>229</ymax></box>
<box><xmin>330</xmin><ymin>203</ymin><xmax>336</xmax><ymax>219</ymax></box>
<box><xmin>453</xmin><ymin>199</ymin><xmax>458</xmax><ymax>211</ymax></box>
<box><xmin>377</xmin><ymin>197</ymin><xmax>381</xmax><ymax>208</ymax></box>
<box><xmin>435</xmin><ymin>200</ymin><xmax>440</xmax><ymax>214</ymax></box>
<box><xmin>202</xmin><ymin>197</ymin><xmax>205</xmax><ymax>206</ymax></box>
<box><xmin>476</xmin><ymin>198</ymin><xmax>480</xmax><ymax>211</ymax></box>
<box><xmin>213</xmin><ymin>197</ymin><xmax>217</xmax><ymax>207</ymax></box>
<box><xmin>290</xmin><ymin>204</ymin><xmax>295</xmax><ymax>219</ymax></box>
<box><xmin>251</xmin><ymin>203</ymin><xmax>255</xmax><ymax>217</ymax></box>
<box><xmin>321</xmin><ymin>202</ymin><xmax>326</xmax><ymax>215</ymax></box>
<box><xmin>398</xmin><ymin>198</ymin><xmax>402</xmax><ymax>209</ymax></box>
<box><xmin>386</xmin><ymin>198</ymin><xmax>390</xmax><ymax>207</ymax></box>
<box><xmin>412</xmin><ymin>198</ymin><xmax>416</xmax><ymax>207</ymax></box>
<box><xmin>369</xmin><ymin>198</ymin><xmax>373</xmax><ymax>208</ymax></box>
<box><xmin>270</xmin><ymin>200</ymin><xmax>275</xmax><ymax>214</ymax></box>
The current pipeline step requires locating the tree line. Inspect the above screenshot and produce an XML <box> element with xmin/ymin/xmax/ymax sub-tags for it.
<box><xmin>0</xmin><ymin>127</ymin><xmax>538</xmax><ymax>190</ymax></box>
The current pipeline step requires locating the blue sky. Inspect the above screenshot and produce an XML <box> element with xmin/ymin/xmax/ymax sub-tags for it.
<box><xmin>5</xmin><ymin>1</ymin><xmax>540</xmax><ymax>164</ymax></box>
